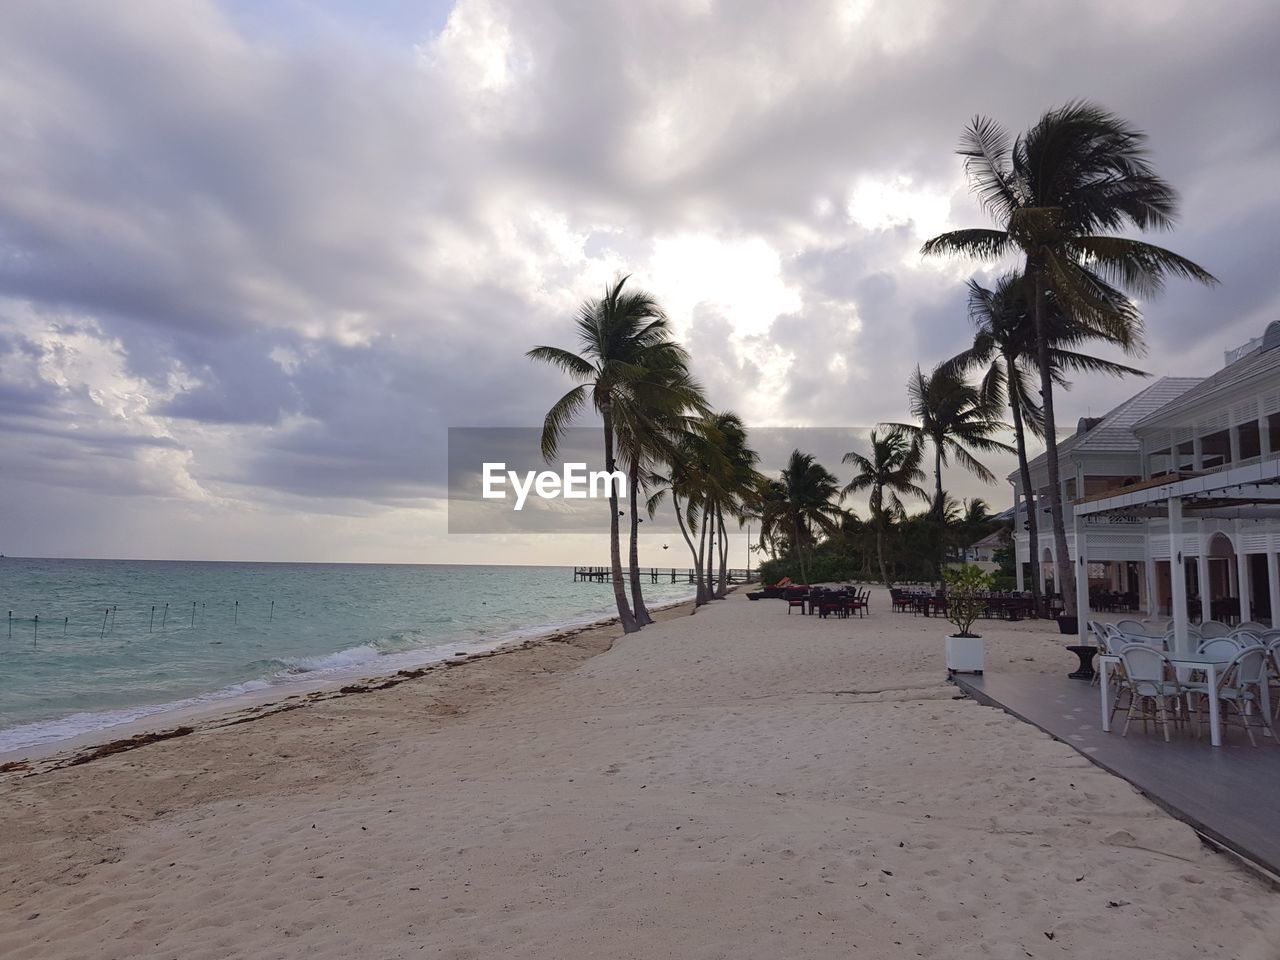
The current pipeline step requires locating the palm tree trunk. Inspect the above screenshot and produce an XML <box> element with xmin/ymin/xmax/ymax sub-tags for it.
<box><xmin>933</xmin><ymin>444</ymin><xmax>945</xmax><ymax>583</ymax></box>
<box><xmin>1031</xmin><ymin>271</ymin><xmax>1076</xmax><ymax>610</ymax></box>
<box><xmin>694</xmin><ymin>507</ymin><xmax>710</xmax><ymax>606</ymax></box>
<box><xmin>792</xmin><ymin>515</ymin><xmax>809</xmax><ymax>584</ymax></box>
<box><xmin>1005</xmin><ymin>372</ymin><xmax>1041</xmax><ymax>603</ymax></box>
<box><xmin>716</xmin><ymin>508</ymin><xmax>729</xmax><ymax>597</ymax></box>
<box><xmin>876</xmin><ymin>518</ymin><xmax>889</xmax><ymax>587</ymax></box>
<box><xmin>601</xmin><ymin>403</ymin><xmax>639</xmax><ymax>633</ymax></box>
<box><xmin>627</xmin><ymin>468</ymin><xmax>652</xmax><ymax>626</ymax></box>
<box><xmin>673</xmin><ymin>494</ymin><xmax>705</xmax><ymax>607</ymax></box>
<box><xmin>705</xmin><ymin>496</ymin><xmax>717</xmax><ymax>599</ymax></box>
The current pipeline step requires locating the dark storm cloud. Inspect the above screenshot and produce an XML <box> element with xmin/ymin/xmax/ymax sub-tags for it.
<box><xmin>0</xmin><ymin>0</ymin><xmax>1277</xmax><ymax>557</ymax></box>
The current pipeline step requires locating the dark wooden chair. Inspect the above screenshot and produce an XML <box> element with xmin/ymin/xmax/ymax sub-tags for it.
<box><xmin>786</xmin><ymin>587</ymin><xmax>809</xmax><ymax>615</ymax></box>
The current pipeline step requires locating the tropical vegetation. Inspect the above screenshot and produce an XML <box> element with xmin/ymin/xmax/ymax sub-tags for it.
<box><xmin>526</xmin><ymin>103</ymin><xmax>1208</xmax><ymax>612</ymax></box>
<box><xmin>922</xmin><ymin>101</ymin><xmax>1215</xmax><ymax>606</ymax></box>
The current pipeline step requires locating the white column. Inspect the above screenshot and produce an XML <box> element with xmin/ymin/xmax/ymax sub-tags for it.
<box><xmin>1014</xmin><ymin>481</ymin><xmax>1026</xmax><ymax>593</ymax></box>
<box><xmin>1143</xmin><ymin>533</ymin><xmax>1158</xmax><ymax>615</ymax></box>
<box><xmin>1260</xmin><ymin>410</ymin><xmax>1271</xmax><ymax>460</ymax></box>
<box><xmin>1169</xmin><ymin>497</ymin><xmax>1190</xmax><ymax>656</ymax></box>
<box><xmin>1196</xmin><ymin>521</ymin><xmax>1211</xmax><ymax>624</ymax></box>
<box><xmin>1192</xmin><ymin>436</ymin><xmax>1203</xmax><ymax>470</ymax></box>
<box><xmin>1229</xmin><ymin>425</ymin><xmax>1241</xmax><ymax>465</ymax></box>
<box><xmin>1237</xmin><ymin>543</ymin><xmax>1252</xmax><ymax>622</ymax></box>
<box><xmin>1074</xmin><ymin>512</ymin><xmax>1089</xmax><ymax>642</ymax></box>
<box><xmin>1268</xmin><ymin>548</ymin><xmax>1280</xmax><ymax>629</ymax></box>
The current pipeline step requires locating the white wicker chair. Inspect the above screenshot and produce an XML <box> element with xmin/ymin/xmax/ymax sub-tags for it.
<box><xmin>1119</xmin><ymin>645</ymin><xmax>1186</xmax><ymax>742</ymax></box>
<box><xmin>1199</xmin><ymin>620</ymin><xmax>1232</xmax><ymax>639</ymax></box>
<box><xmin>1212</xmin><ymin>648</ymin><xmax>1273</xmax><ymax>746</ymax></box>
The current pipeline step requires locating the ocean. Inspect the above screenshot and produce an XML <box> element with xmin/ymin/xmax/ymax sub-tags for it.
<box><xmin>0</xmin><ymin>558</ymin><xmax>693</xmax><ymax>755</ymax></box>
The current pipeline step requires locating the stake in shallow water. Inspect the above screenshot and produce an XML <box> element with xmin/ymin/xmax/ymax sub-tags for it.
<box><xmin>234</xmin><ymin>600</ymin><xmax>238</xmax><ymax>625</ymax></box>
<box><xmin>162</xmin><ymin>603</ymin><xmax>168</xmax><ymax>630</ymax></box>
<box><xmin>191</xmin><ymin>601</ymin><xmax>196</xmax><ymax>627</ymax></box>
<box><xmin>100</xmin><ymin>608</ymin><xmax>109</xmax><ymax>638</ymax></box>
<box><xmin>269</xmin><ymin>600</ymin><xmax>274</xmax><ymax>622</ymax></box>
<box><xmin>150</xmin><ymin>605</ymin><xmax>155</xmax><ymax>632</ymax></box>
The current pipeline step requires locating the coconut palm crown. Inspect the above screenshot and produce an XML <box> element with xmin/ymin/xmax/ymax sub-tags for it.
<box><xmin>922</xmin><ymin>100</ymin><xmax>1215</xmax><ymax>606</ymax></box>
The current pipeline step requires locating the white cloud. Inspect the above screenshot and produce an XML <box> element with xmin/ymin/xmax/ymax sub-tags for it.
<box><xmin>0</xmin><ymin>0</ymin><xmax>1276</xmax><ymax>559</ymax></box>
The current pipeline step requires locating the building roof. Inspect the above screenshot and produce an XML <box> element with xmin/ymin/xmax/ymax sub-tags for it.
<box><xmin>968</xmin><ymin>529</ymin><xmax>1008</xmax><ymax>551</ymax></box>
<box><xmin>1013</xmin><ymin>376</ymin><xmax>1202</xmax><ymax>481</ymax></box>
<box><xmin>1133</xmin><ymin>331</ymin><xmax>1280</xmax><ymax>431</ymax></box>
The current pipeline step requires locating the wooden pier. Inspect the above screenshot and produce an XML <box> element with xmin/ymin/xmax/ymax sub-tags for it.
<box><xmin>573</xmin><ymin>566</ymin><xmax>755</xmax><ymax>584</ymax></box>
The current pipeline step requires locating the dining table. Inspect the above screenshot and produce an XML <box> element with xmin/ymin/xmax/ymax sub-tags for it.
<box><xmin>1097</xmin><ymin>650</ymin><xmax>1272</xmax><ymax>747</ymax></box>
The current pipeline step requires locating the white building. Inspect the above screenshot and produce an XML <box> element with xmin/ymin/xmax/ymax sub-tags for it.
<box><xmin>1011</xmin><ymin>322</ymin><xmax>1280</xmax><ymax>642</ymax></box>
<box><xmin>963</xmin><ymin>529</ymin><xmax>1006</xmax><ymax>574</ymax></box>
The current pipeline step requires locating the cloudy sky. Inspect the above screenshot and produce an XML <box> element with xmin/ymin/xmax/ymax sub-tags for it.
<box><xmin>1</xmin><ymin>0</ymin><xmax>1277</xmax><ymax>565</ymax></box>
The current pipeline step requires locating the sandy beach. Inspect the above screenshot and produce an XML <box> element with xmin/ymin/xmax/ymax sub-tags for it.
<box><xmin>2</xmin><ymin>588</ymin><xmax>1277</xmax><ymax>959</ymax></box>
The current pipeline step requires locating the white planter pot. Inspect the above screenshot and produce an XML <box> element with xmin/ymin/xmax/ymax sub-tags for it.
<box><xmin>945</xmin><ymin>634</ymin><xmax>984</xmax><ymax>676</ymax></box>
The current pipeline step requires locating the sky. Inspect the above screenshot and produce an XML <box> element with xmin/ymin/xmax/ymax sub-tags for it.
<box><xmin>0</xmin><ymin>0</ymin><xmax>1278</xmax><ymax>565</ymax></box>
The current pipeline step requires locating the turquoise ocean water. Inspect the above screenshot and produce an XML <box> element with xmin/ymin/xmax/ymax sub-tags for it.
<box><xmin>0</xmin><ymin>559</ymin><xmax>693</xmax><ymax>754</ymax></box>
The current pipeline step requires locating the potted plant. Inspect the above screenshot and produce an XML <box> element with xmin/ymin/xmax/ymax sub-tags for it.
<box><xmin>942</xmin><ymin>564</ymin><xmax>994</xmax><ymax>677</ymax></box>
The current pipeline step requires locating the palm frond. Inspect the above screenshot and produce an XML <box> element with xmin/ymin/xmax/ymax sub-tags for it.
<box><xmin>526</xmin><ymin>345</ymin><xmax>597</xmax><ymax>380</ymax></box>
<box><xmin>921</xmin><ymin>228</ymin><xmax>1016</xmax><ymax>260</ymax></box>
<box><xmin>539</xmin><ymin>384</ymin><xmax>589</xmax><ymax>461</ymax></box>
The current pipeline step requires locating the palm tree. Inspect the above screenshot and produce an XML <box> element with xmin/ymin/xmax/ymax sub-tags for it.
<box><xmin>941</xmin><ymin>273</ymin><xmax>1145</xmax><ymax>601</ymax></box>
<box><xmin>922</xmin><ymin>101</ymin><xmax>1216</xmax><ymax>606</ymax></box>
<box><xmin>842</xmin><ymin>429</ymin><xmax>927</xmax><ymax>586</ymax></box>
<box><xmin>760</xmin><ymin>450</ymin><xmax>843</xmax><ymax>584</ymax></box>
<box><xmin>528</xmin><ymin>276</ymin><xmax>689</xmax><ymax>633</ymax></box>
<box><xmin>614</xmin><ymin>362</ymin><xmax>708</xmax><ymax>624</ymax></box>
<box><xmin>646</xmin><ymin>414</ymin><xmax>728</xmax><ymax>607</ymax></box>
<box><xmin>883</xmin><ymin>365</ymin><xmax>1012</xmax><ymax>582</ymax></box>
<box><xmin>702</xmin><ymin>412</ymin><xmax>760</xmax><ymax>598</ymax></box>
<box><xmin>884</xmin><ymin>365</ymin><xmax>1013</xmax><ymax>518</ymax></box>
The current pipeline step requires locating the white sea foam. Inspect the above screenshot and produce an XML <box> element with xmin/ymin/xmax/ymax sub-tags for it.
<box><xmin>276</xmin><ymin>644</ymin><xmax>384</xmax><ymax>673</ymax></box>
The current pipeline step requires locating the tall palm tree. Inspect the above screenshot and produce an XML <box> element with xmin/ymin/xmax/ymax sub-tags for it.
<box><xmin>941</xmin><ymin>273</ymin><xmax>1144</xmax><ymax>601</ymax></box>
<box><xmin>883</xmin><ymin>365</ymin><xmax>1013</xmax><ymax>518</ymax></box>
<box><xmin>759</xmin><ymin>450</ymin><xmax>843</xmax><ymax>584</ymax></box>
<box><xmin>750</xmin><ymin>473</ymin><xmax>789</xmax><ymax>563</ymax></box>
<box><xmin>614</xmin><ymin>362</ymin><xmax>708</xmax><ymax>624</ymax></box>
<box><xmin>646</xmin><ymin>414</ymin><xmax>728</xmax><ymax>607</ymax></box>
<box><xmin>702</xmin><ymin>411</ymin><xmax>760</xmax><ymax>599</ymax></box>
<box><xmin>922</xmin><ymin>101</ymin><xmax>1216</xmax><ymax>606</ymax></box>
<box><xmin>883</xmin><ymin>365</ymin><xmax>1013</xmax><ymax>582</ymax></box>
<box><xmin>842</xmin><ymin>429</ymin><xmax>927</xmax><ymax>587</ymax></box>
<box><xmin>528</xmin><ymin>276</ymin><xmax>688</xmax><ymax>634</ymax></box>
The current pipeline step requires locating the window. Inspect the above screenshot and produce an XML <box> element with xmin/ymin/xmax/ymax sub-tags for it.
<box><xmin>1199</xmin><ymin>428</ymin><xmax>1230</xmax><ymax>469</ymax></box>
<box><xmin>1238</xmin><ymin>420</ymin><xmax>1261</xmax><ymax>460</ymax></box>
